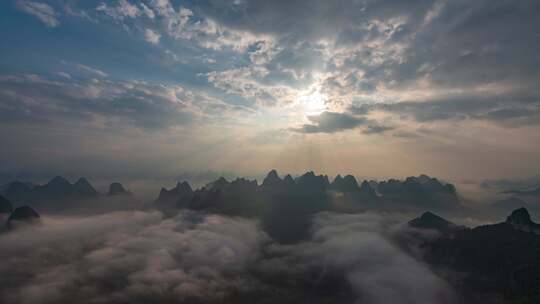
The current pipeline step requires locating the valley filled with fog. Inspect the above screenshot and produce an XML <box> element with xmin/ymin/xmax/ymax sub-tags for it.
<box><xmin>2</xmin><ymin>171</ymin><xmax>540</xmax><ymax>303</ymax></box>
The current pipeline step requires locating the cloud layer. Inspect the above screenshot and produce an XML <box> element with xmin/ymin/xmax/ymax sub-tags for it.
<box><xmin>0</xmin><ymin>210</ymin><xmax>457</xmax><ymax>304</ymax></box>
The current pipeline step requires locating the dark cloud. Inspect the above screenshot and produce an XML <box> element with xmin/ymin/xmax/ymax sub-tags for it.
<box><xmin>292</xmin><ymin>111</ymin><xmax>366</xmax><ymax>133</ymax></box>
<box><xmin>291</xmin><ymin>110</ymin><xmax>397</xmax><ymax>135</ymax></box>
<box><xmin>350</xmin><ymin>91</ymin><xmax>540</xmax><ymax>127</ymax></box>
<box><xmin>392</xmin><ymin>130</ymin><xmax>421</xmax><ymax>139</ymax></box>
<box><xmin>363</xmin><ymin>124</ymin><xmax>395</xmax><ymax>134</ymax></box>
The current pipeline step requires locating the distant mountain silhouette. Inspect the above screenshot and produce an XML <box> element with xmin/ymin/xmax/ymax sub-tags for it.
<box><xmin>7</xmin><ymin>206</ymin><xmax>40</xmax><ymax>229</ymax></box>
<box><xmin>73</xmin><ymin>177</ymin><xmax>99</xmax><ymax>197</ymax></box>
<box><xmin>296</xmin><ymin>171</ymin><xmax>330</xmax><ymax>192</ymax></box>
<box><xmin>108</xmin><ymin>182</ymin><xmax>130</xmax><ymax>196</ymax></box>
<box><xmin>423</xmin><ymin>207</ymin><xmax>540</xmax><ymax>302</ymax></box>
<box><xmin>154</xmin><ymin>181</ymin><xmax>193</xmax><ymax>209</ymax></box>
<box><xmin>0</xmin><ymin>177</ymin><xmax>137</xmax><ymax>213</ymax></box>
<box><xmin>506</xmin><ymin>207</ymin><xmax>540</xmax><ymax>234</ymax></box>
<box><xmin>408</xmin><ymin>211</ymin><xmax>464</xmax><ymax>234</ymax></box>
<box><xmin>2</xmin><ymin>176</ymin><xmax>101</xmax><ymax>205</ymax></box>
<box><xmin>150</xmin><ymin>170</ymin><xmax>461</xmax><ymax>242</ymax></box>
<box><xmin>206</xmin><ymin>177</ymin><xmax>230</xmax><ymax>191</ymax></box>
<box><xmin>0</xmin><ymin>195</ymin><xmax>13</xmax><ymax>213</ymax></box>
<box><xmin>261</xmin><ymin>169</ymin><xmax>287</xmax><ymax>189</ymax></box>
<box><xmin>330</xmin><ymin>174</ymin><xmax>359</xmax><ymax>192</ymax></box>
<box><xmin>4</xmin><ymin>181</ymin><xmax>34</xmax><ymax>202</ymax></box>
<box><xmin>375</xmin><ymin>175</ymin><xmax>458</xmax><ymax>210</ymax></box>
<box><xmin>283</xmin><ymin>174</ymin><xmax>295</xmax><ymax>186</ymax></box>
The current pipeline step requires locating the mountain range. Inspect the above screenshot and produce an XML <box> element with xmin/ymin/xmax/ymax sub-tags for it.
<box><xmin>1</xmin><ymin>177</ymin><xmax>130</xmax><ymax>204</ymax></box>
<box><xmin>416</xmin><ymin>208</ymin><xmax>540</xmax><ymax>303</ymax></box>
<box><xmin>154</xmin><ymin>170</ymin><xmax>459</xmax><ymax>211</ymax></box>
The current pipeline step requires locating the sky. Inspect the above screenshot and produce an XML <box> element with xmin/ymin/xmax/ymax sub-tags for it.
<box><xmin>1</xmin><ymin>0</ymin><xmax>540</xmax><ymax>185</ymax></box>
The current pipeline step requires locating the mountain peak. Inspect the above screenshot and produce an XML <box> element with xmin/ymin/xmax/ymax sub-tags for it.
<box><xmin>267</xmin><ymin>169</ymin><xmax>279</xmax><ymax>178</ymax></box>
<box><xmin>505</xmin><ymin>207</ymin><xmax>540</xmax><ymax>234</ymax></box>
<box><xmin>7</xmin><ymin>206</ymin><xmax>40</xmax><ymax>229</ymax></box>
<box><xmin>0</xmin><ymin>195</ymin><xmax>13</xmax><ymax>213</ymax></box>
<box><xmin>409</xmin><ymin>211</ymin><xmax>461</xmax><ymax>233</ymax></box>
<box><xmin>208</xmin><ymin>177</ymin><xmax>229</xmax><ymax>191</ymax></box>
<box><xmin>75</xmin><ymin>177</ymin><xmax>89</xmax><ymax>184</ymax></box>
<box><xmin>262</xmin><ymin>170</ymin><xmax>283</xmax><ymax>188</ymax></box>
<box><xmin>47</xmin><ymin>176</ymin><xmax>71</xmax><ymax>186</ymax></box>
<box><xmin>506</xmin><ymin>207</ymin><xmax>533</xmax><ymax>225</ymax></box>
<box><xmin>297</xmin><ymin>171</ymin><xmax>329</xmax><ymax>191</ymax></box>
<box><xmin>176</xmin><ymin>181</ymin><xmax>193</xmax><ymax>193</ymax></box>
<box><xmin>74</xmin><ymin>177</ymin><xmax>98</xmax><ymax>196</ymax></box>
<box><xmin>331</xmin><ymin>174</ymin><xmax>359</xmax><ymax>192</ymax></box>
<box><xmin>108</xmin><ymin>182</ymin><xmax>129</xmax><ymax>196</ymax></box>
<box><xmin>283</xmin><ymin>174</ymin><xmax>295</xmax><ymax>185</ymax></box>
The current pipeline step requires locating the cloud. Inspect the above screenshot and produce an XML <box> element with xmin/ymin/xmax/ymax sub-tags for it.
<box><xmin>70</xmin><ymin>0</ymin><xmax>540</xmax><ymax>130</ymax></box>
<box><xmin>96</xmin><ymin>0</ymin><xmax>141</xmax><ymax>20</ymax></box>
<box><xmin>350</xmin><ymin>91</ymin><xmax>540</xmax><ymax>128</ymax></box>
<box><xmin>0</xmin><ymin>210</ymin><xmax>269</xmax><ymax>304</ymax></box>
<box><xmin>206</xmin><ymin>66</ymin><xmax>297</xmax><ymax>107</ymax></box>
<box><xmin>0</xmin><ymin>74</ymin><xmax>199</xmax><ymax>130</ymax></box>
<box><xmin>140</xmin><ymin>3</ymin><xmax>155</xmax><ymax>19</ymax></box>
<box><xmin>16</xmin><ymin>0</ymin><xmax>60</xmax><ymax>27</ymax></box>
<box><xmin>75</xmin><ymin>64</ymin><xmax>108</xmax><ymax>78</ymax></box>
<box><xmin>480</xmin><ymin>175</ymin><xmax>540</xmax><ymax>192</ymax></box>
<box><xmin>0</xmin><ymin>210</ymin><xmax>457</xmax><ymax>304</ymax></box>
<box><xmin>363</xmin><ymin>124</ymin><xmax>395</xmax><ymax>135</ymax></box>
<box><xmin>258</xmin><ymin>212</ymin><xmax>457</xmax><ymax>304</ymax></box>
<box><xmin>291</xmin><ymin>111</ymin><xmax>397</xmax><ymax>135</ymax></box>
<box><xmin>145</xmin><ymin>28</ymin><xmax>161</xmax><ymax>45</ymax></box>
<box><xmin>197</xmin><ymin>0</ymin><xmax>540</xmax><ymax>125</ymax></box>
<box><xmin>293</xmin><ymin>111</ymin><xmax>366</xmax><ymax>133</ymax></box>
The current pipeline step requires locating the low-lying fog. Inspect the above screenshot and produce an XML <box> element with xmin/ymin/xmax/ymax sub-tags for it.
<box><xmin>0</xmin><ymin>210</ymin><xmax>457</xmax><ymax>304</ymax></box>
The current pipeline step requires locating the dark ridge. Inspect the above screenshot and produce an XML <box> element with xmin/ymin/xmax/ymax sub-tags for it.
<box><xmin>424</xmin><ymin>208</ymin><xmax>540</xmax><ymax>301</ymax></box>
<box><xmin>505</xmin><ymin>207</ymin><xmax>540</xmax><ymax>233</ymax></box>
<box><xmin>262</xmin><ymin>169</ymin><xmax>284</xmax><ymax>188</ymax></box>
<box><xmin>408</xmin><ymin>211</ymin><xmax>463</xmax><ymax>233</ymax></box>
<box><xmin>207</xmin><ymin>177</ymin><xmax>230</xmax><ymax>191</ymax></box>
<box><xmin>73</xmin><ymin>177</ymin><xmax>99</xmax><ymax>197</ymax></box>
<box><xmin>330</xmin><ymin>174</ymin><xmax>359</xmax><ymax>192</ymax></box>
<box><xmin>283</xmin><ymin>174</ymin><xmax>296</xmax><ymax>186</ymax></box>
<box><xmin>359</xmin><ymin>180</ymin><xmax>376</xmax><ymax>197</ymax></box>
<box><xmin>0</xmin><ymin>195</ymin><xmax>13</xmax><ymax>213</ymax></box>
<box><xmin>7</xmin><ymin>206</ymin><xmax>40</xmax><ymax>229</ymax></box>
<box><xmin>154</xmin><ymin>181</ymin><xmax>194</xmax><ymax>210</ymax></box>
<box><xmin>108</xmin><ymin>182</ymin><xmax>129</xmax><ymax>196</ymax></box>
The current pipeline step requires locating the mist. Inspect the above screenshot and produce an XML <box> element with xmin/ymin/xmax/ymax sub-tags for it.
<box><xmin>0</xmin><ymin>209</ymin><xmax>459</xmax><ymax>304</ymax></box>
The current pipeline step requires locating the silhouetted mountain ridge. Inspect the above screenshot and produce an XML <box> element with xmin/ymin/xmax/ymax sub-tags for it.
<box><xmin>420</xmin><ymin>207</ymin><xmax>540</xmax><ymax>302</ymax></box>
<box><xmin>7</xmin><ymin>206</ymin><xmax>40</xmax><ymax>229</ymax></box>
<box><xmin>149</xmin><ymin>170</ymin><xmax>461</xmax><ymax>243</ymax></box>
<box><xmin>0</xmin><ymin>177</ymin><xmax>132</xmax><ymax>213</ymax></box>
<box><xmin>0</xmin><ymin>195</ymin><xmax>13</xmax><ymax>213</ymax></box>
<box><xmin>409</xmin><ymin>211</ymin><xmax>465</xmax><ymax>234</ymax></box>
<box><xmin>506</xmin><ymin>207</ymin><xmax>540</xmax><ymax>233</ymax></box>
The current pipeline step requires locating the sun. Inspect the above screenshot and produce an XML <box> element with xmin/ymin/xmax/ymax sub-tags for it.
<box><xmin>298</xmin><ymin>89</ymin><xmax>327</xmax><ymax>116</ymax></box>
